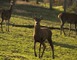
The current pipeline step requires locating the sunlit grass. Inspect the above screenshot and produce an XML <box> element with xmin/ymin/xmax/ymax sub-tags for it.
<box><xmin>53</xmin><ymin>6</ymin><xmax>64</xmax><ymax>11</ymax></box>
<box><xmin>0</xmin><ymin>3</ymin><xmax>77</xmax><ymax>60</ymax></box>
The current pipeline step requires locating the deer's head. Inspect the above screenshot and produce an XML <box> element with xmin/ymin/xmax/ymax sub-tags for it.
<box><xmin>34</xmin><ymin>16</ymin><xmax>43</xmax><ymax>24</ymax></box>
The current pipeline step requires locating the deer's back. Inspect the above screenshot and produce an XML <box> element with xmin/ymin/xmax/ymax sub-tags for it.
<box><xmin>58</xmin><ymin>12</ymin><xmax>77</xmax><ymax>23</ymax></box>
<box><xmin>40</xmin><ymin>27</ymin><xmax>52</xmax><ymax>37</ymax></box>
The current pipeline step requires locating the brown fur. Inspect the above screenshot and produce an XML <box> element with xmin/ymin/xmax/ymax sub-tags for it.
<box><xmin>1</xmin><ymin>1</ymin><xmax>14</xmax><ymax>32</ymax></box>
<box><xmin>58</xmin><ymin>12</ymin><xmax>77</xmax><ymax>35</ymax></box>
<box><xmin>33</xmin><ymin>17</ymin><xmax>54</xmax><ymax>59</ymax></box>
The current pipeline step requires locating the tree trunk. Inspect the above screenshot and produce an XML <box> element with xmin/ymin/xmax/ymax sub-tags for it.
<box><xmin>63</xmin><ymin>0</ymin><xmax>67</xmax><ymax>12</ymax></box>
<box><xmin>67</xmin><ymin>0</ymin><xmax>73</xmax><ymax>7</ymax></box>
<box><xmin>50</xmin><ymin>0</ymin><xmax>53</xmax><ymax>10</ymax></box>
<box><xmin>75</xmin><ymin>0</ymin><xmax>77</xmax><ymax>13</ymax></box>
<box><xmin>26</xmin><ymin>0</ymin><xmax>29</xmax><ymax>2</ymax></box>
<box><xmin>36</xmin><ymin>0</ymin><xmax>39</xmax><ymax>4</ymax></box>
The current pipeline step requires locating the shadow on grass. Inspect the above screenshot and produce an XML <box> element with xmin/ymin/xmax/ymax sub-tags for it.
<box><xmin>11</xmin><ymin>23</ymin><xmax>34</xmax><ymax>28</ymax></box>
<box><xmin>53</xmin><ymin>42</ymin><xmax>77</xmax><ymax>49</ymax></box>
<box><xmin>0</xmin><ymin>23</ymin><xmax>76</xmax><ymax>31</ymax></box>
<box><xmin>13</xmin><ymin>4</ymin><xmax>62</xmax><ymax>21</ymax></box>
<box><xmin>9</xmin><ymin>23</ymin><xmax>76</xmax><ymax>31</ymax></box>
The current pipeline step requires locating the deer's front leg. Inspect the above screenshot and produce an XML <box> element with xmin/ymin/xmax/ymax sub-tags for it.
<box><xmin>34</xmin><ymin>41</ymin><xmax>37</xmax><ymax>57</ymax></box>
<box><xmin>6</xmin><ymin>20</ymin><xmax>10</xmax><ymax>32</ymax></box>
<box><xmin>75</xmin><ymin>24</ymin><xmax>77</xmax><ymax>35</ymax></box>
<box><xmin>40</xmin><ymin>43</ymin><xmax>46</xmax><ymax>58</ymax></box>
<box><xmin>1</xmin><ymin>19</ymin><xmax>4</xmax><ymax>32</ymax></box>
<box><xmin>69</xmin><ymin>23</ymin><xmax>71</xmax><ymax>36</ymax></box>
<box><xmin>60</xmin><ymin>22</ymin><xmax>66</xmax><ymax>36</ymax></box>
<box><xmin>7</xmin><ymin>20</ymin><xmax>10</xmax><ymax>32</ymax></box>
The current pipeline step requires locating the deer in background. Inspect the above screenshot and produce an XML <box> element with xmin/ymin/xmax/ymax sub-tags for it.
<box><xmin>1</xmin><ymin>1</ymin><xmax>14</xmax><ymax>32</ymax></box>
<box><xmin>33</xmin><ymin>16</ymin><xmax>54</xmax><ymax>59</ymax></box>
<box><xmin>58</xmin><ymin>12</ymin><xmax>77</xmax><ymax>36</ymax></box>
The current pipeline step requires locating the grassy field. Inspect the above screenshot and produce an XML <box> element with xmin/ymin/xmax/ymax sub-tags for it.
<box><xmin>0</xmin><ymin>1</ymin><xmax>77</xmax><ymax>60</ymax></box>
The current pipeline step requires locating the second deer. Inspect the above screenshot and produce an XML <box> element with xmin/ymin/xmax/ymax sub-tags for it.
<box><xmin>58</xmin><ymin>12</ymin><xmax>77</xmax><ymax>36</ymax></box>
<box><xmin>1</xmin><ymin>1</ymin><xmax>14</xmax><ymax>32</ymax></box>
<box><xmin>33</xmin><ymin>16</ymin><xmax>54</xmax><ymax>59</ymax></box>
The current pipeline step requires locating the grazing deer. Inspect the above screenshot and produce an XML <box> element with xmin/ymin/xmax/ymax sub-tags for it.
<box><xmin>33</xmin><ymin>16</ymin><xmax>54</xmax><ymax>59</ymax></box>
<box><xmin>1</xmin><ymin>1</ymin><xmax>14</xmax><ymax>32</ymax></box>
<box><xmin>58</xmin><ymin>12</ymin><xmax>77</xmax><ymax>36</ymax></box>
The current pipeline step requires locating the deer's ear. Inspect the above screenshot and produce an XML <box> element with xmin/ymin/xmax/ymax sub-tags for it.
<box><xmin>34</xmin><ymin>16</ymin><xmax>36</xmax><ymax>19</ymax></box>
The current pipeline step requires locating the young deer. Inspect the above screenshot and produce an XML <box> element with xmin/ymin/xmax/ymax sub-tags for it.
<box><xmin>1</xmin><ymin>1</ymin><xmax>14</xmax><ymax>32</ymax></box>
<box><xmin>33</xmin><ymin>16</ymin><xmax>54</xmax><ymax>59</ymax></box>
<box><xmin>58</xmin><ymin>12</ymin><xmax>77</xmax><ymax>36</ymax></box>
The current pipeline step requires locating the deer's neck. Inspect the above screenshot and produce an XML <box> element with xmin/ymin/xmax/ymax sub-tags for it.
<box><xmin>34</xmin><ymin>23</ymin><xmax>41</xmax><ymax>34</ymax></box>
<box><xmin>9</xmin><ymin>5</ymin><xmax>13</xmax><ymax>13</ymax></box>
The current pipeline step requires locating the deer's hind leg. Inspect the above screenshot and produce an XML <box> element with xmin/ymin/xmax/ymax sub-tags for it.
<box><xmin>48</xmin><ymin>37</ymin><xmax>54</xmax><ymax>59</ymax></box>
<box><xmin>40</xmin><ymin>43</ymin><xmax>46</xmax><ymax>58</ymax></box>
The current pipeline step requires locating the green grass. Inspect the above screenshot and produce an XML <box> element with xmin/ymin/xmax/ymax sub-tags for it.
<box><xmin>0</xmin><ymin>3</ymin><xmax>77</xmax><ymax>60</ymax></box>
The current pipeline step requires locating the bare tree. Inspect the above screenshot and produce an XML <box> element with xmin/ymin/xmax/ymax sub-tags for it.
<box><xmin>49</xmin><ymin>0</ymin><xmax>53</xmax><ymax>9</ymax></box>
<box><xmin>63</xmin><ymin>0</ymin><xmax>67</xmax><ymax>12</ymax></box>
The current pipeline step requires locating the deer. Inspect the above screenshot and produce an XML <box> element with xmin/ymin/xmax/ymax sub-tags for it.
<box><xmin>0</xmin><ymin>1</ymin><xmax>14</xmax><ymax>32</ymax></box>
<box><xmin>58</xmin><ymin>12</ymin><xmax>77</xmax><ymax>36</ymax></box>
<box><xmin>33</xmin><ymin>16</ymin><xmax>54</xmax><ymax>59</ymax></box>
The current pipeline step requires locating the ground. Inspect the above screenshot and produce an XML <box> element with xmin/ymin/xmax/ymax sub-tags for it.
<box><xmin>0</xmin><ymin>1</ymin><xmax>77</xmax><ymax>60</ymax></box>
